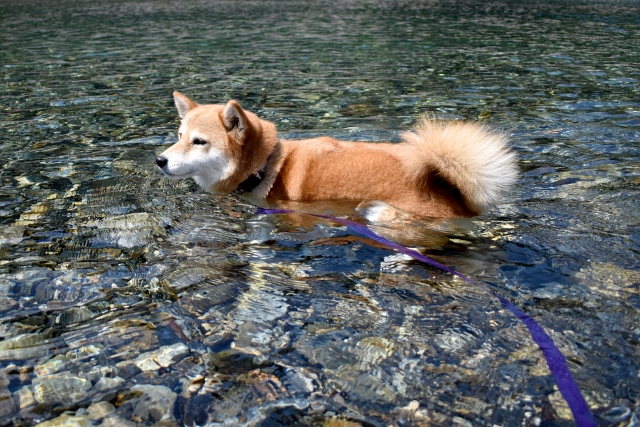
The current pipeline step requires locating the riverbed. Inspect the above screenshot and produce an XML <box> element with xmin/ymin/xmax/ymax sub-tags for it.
<box><xmin>0</xmin><ymin>1</ymin><xmax>639</xmax><ymax>426</ymax></box>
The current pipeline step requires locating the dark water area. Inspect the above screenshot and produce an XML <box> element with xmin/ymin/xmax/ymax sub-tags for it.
<box><xmin>0</xmin><ymin>0</ymin><xmax>639</xmax><ymax>426</ymax></box>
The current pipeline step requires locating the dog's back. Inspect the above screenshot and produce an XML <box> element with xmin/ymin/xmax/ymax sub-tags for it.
<box><xmin>267</xmin><ymin>119</ymin><xmax>516</xmax><ymax>218</ymax></box>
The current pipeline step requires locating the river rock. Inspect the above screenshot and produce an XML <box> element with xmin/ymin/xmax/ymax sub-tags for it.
<box><xmin>99</xmin><ymin>416</ymin><xmax>137</xmax><ymax>427</ymax></box>
<box><xmin>286</xmin><ymin>367</ymin><xmax>316</xmax><ymax>394</ymax></box>
<box><xmin>94</xmin><ymin>376</ymin><xmax>125</xmax><ymax>392</ymax></box>
<box><xmin>0</xmin><ymin>297</ymin><xmax>18</xmax><ymax>313</ymax></box>
<box><xmin>133</xmin><ymin>355</ymin><xmax>161</xmax><ymax>372</ymax></box>
<box><xmin>0</xmin><ymin>371</ymin><xmax>15</xmax><ymax>416</ymax></box>
<box><xmin>87</xmin><ymin>401</ymin><xmax>115</xmax><ymax>420</ymax></box>
<box><xmin>34</xmin><ymin>355</ymin><xmax>69</xmax><ymax>376</ymax></box>
<box><xmin>130</xmin><ymin>384</ymin><xmax>177</xmax><ymax>422</ymax></box>
<box><xmin>0</xmin><ymin>331</ymin><xmax>55</xmax><ymax>361</ymax></box>
<box><xmin>13</xmin><ymin>385</ymin><xmax>35</xmax><ymax>409</ymax></box>
<box><xmin>153</xmin><ymin>343</ymin><xmax>189</xmax><ymax>368</ymax></box>
<box><xmin>32</xmin><ymin>374</ymin><xmax>93</xmax><ymax>405</ymax></box>
<box><xmin>34</xmin><ymin>414</ymin><xmax>92</xmax><ymax>427</ymax></box>
<box><xmin>0</xmin><ymin>388</ymin><xmax>15</xmax><ymax>417</ymax></box>
<box><xmin>133</xmin><ymin>343</ymin><xmax>189</xmax><ymax>371</ymax></box>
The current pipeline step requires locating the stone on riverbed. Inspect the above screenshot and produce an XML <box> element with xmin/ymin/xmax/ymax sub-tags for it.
<box><xmin>32</xmin><ymin>374</ymin><xmax>93</xmax><ymax>405</ymax></box>
<box><xmin>34</xmin><ymin>414</ymin><xmax>92</xmax><ymax>427</ymax></box>
<box><xmin>0</xmin><ymin>297</ymin><xmax>18</xmax><ymax>313</ymax></box>
<box><xmin>0</xmin><ymin>331</ymin><xmax>55</xmax><ymax>361</ymax></box>
<box><xmin>93</xmin><ymin>376</ymin><xmax>125</xmax><ymax>393</ymax></box>
<box><xmin>0</xmin><ymin>373</ymin><xmax>15</xmax><ymax>417</ymax></box>
<box><xmin>153</xmin><ymin>343</ymin><xmax>189</xmax><ymax>367</ymax></box>
<box><xmin>133</xmin><ymin>343</ymin><xmax>189</xmax><ymax>371</ymax></box>
<box><xmin>87</xmin><ymin>401</ymin><xmax>116</xmax><ymax>420</ymax></box>
<box><xmin>84</xmin><ymin>213</ymin><xmax>166</xmax><ymax>249</ymax></box>
<box><xmin>12</xmin><ymin>385</ymin><xmax>35</xmax><ymax>409</ymax></box>
<box><xmin>99</xmin><ymin>416</ymin><xmax>137</xmax><ymax>427</ymax></box>
<box><xmin>130</xmin><ymin>384</ymin><xmax>177</xmax><ymax>423</ymax></box>
<box><xmin>34</xmin><ymin>355</ymin><xmax>69</xmax><ymax>376</ymax></box>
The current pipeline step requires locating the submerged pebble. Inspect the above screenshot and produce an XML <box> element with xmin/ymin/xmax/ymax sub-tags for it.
<box><xmin>133</xmin><ymin>343</ymin><xmax>189</xmax><ymax>372</ymax></box>
<box><xmin>87</xmin><ymin>401</ymin><xmax>115</xmax><ymax>420</ymax></box>
<box><xmin>93</xmin><ymin>376</ymin><xmax>125</xmax><ymax>393</ymax></box>
<box><xmin>0</xmin><ymin>373</ymin><xmax>15</xmax><ymax>418</ymax></box>
<box><xmin>12</xmin><ymin>386</ymin><xmax>35</xmax><ymax>410</ymax></box>
<box><xmin>130</xmin><ymin>384</ymin><xmax>177</xmax><ymax>423</ymax></box>
<box><xmin>34</xmin><ymin>414</ymin><xmax>92</xmax><ymax>427</ymax></box>
<box><xmin>32</xmin><ymin>374</ymin><xmax>93</xmax><ymax>405</ymax></box>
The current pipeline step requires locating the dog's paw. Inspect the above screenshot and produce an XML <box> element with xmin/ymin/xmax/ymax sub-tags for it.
<box><xmin>356</xmin><ymin>200</ymin><xmax>398</xmax><ymax>223</ymax></box>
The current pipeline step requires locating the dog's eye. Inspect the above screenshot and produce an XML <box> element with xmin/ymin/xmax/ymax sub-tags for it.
<box><xmin>193</xmin><ymin>138</ymin><xmax>207</xmax><ymax>145</ymax></box>
<box><xmin>178</xmin><ymin>132</ymin><xmax>182</xmax><ymax>139</ymax></box>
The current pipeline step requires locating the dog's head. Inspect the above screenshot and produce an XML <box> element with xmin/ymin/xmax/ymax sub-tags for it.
<box><xmin>156</xmin><ymin>92</ymin><xmax>262</xmax><ymax>191</ymax></box>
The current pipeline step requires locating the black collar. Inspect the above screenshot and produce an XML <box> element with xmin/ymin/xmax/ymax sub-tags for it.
<box><xmin>234</xmin><ymin>169</ymin><xmax>265</xmax><ymax>195</ymax></box>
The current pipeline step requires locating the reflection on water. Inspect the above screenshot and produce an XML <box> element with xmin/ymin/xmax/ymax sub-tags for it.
<box><xmin>1</xmin><ymin>0</ymin><xmax>639</xmax><ymax>425</ymax></box>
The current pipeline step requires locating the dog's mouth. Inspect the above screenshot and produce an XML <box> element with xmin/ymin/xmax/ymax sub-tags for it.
<box><xmin>157</xmin><ymin>168</ymin><xmax>194</xmax><ymax>179</ymax></box>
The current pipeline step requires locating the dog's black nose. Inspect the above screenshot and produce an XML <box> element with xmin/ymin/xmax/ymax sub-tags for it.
<box><xmin>156</xmin><ymin>156</ymin><xmax>168</xmax><ymax>168</ymax></box>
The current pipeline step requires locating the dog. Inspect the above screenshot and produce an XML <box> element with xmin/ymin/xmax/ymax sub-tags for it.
<box><xmin>156</xmin><ymin>92</ymin><xmax>517</xmax><ymax>218</ymax></box>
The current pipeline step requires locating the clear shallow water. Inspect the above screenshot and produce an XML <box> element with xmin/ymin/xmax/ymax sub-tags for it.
<box><xmin>1</xmin><ymin>0</ymin><xmax>639</xmax><ymax>426</ymax></box>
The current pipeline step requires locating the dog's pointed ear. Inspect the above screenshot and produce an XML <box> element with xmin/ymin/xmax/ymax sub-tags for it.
<box><xmin>173</xmin><ymin>91</ymin><xmax>198</xmax><ymax>119</ymax></box>
<box><xmin>223</xmin><ymin>100</ymin><xmax>248</xmax><ymax>143</ymax></box>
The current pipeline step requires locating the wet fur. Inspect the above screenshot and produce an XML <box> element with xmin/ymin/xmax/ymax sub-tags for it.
<box><xmin>157</xmin><ymin>92</ymin><xmax>517</xmax><ymax>218</ymax></box>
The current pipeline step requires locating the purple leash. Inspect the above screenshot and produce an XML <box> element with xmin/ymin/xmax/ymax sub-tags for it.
<box><xmin>256</xmin><ymin>208</ymin><xmax>598</xmax><ymax>427</ymax></box>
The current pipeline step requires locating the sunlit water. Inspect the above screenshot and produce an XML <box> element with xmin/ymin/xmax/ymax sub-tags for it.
<box><xmin>1</xmin><ymin>0</ymin><xmax>639</xmax><ymax>426</ymax></box>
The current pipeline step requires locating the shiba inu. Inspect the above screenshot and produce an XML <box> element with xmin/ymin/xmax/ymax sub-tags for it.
<box><xmin>156</xmin><ymin>92</ymin><xmax>517</xmax><ymax>218</ymax></box>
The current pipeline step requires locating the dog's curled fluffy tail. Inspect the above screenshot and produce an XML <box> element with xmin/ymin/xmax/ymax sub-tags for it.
<box><xmin>400</xmin><ymin>117</ymin><xmax>518</xmax><ymax>215</ymax></box>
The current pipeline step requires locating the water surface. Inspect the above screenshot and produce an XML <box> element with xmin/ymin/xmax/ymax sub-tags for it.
<box><xmin>1</xmin><ymin>0</ymin><xmax>639</xmax><ymax>426</ymax></box>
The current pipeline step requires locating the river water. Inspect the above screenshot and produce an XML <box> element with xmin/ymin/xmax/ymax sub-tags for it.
<box><xmin>1</xmin><ymin>0</ymin><xmax>639</xmax><ymax>426</ymax></box>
